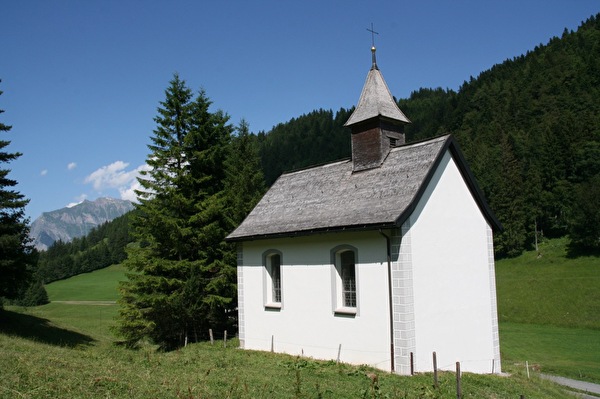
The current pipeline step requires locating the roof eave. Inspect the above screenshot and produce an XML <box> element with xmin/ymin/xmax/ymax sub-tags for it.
<box><xmin>225</xmin><ymin>221</ymin><xmax>398</xmax><ymax>243</ymax></box>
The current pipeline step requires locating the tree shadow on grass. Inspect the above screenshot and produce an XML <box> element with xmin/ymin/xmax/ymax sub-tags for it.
<box><xmin>566</xmin><ymin>243</ymin><xmax>600</xmax><ymax>259</ymax></box>
<box><xmin>0</xmin><ymin>309</ymin><xmax>95</xmax><ymax>347</ymax></box>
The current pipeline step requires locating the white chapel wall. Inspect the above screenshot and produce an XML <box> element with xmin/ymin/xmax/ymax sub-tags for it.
<box><xmin>239</xmin><ymin>231</ymin><xmax>393</xmax><ymax>370</ymax></box>
<box><xmin>405</xmin><ymin>150</ymin><xmax>500</xmax><ymax>374</ymax></box>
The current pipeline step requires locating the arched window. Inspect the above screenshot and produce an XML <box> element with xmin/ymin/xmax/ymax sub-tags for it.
<box><xmin>331</xmin><ymin>245</ymin><xmax>358</xmax><ymax>315</ymax></box>
<box><xmin>340</xmin><ymin>250</ymin><xmax>356</xmax><ymax>307</ymax></box>
<box><xmin>263</xmin><ymin>250</ymin><xmax>283</xmax><ymax>309</ymax></box>
<box><xmin>269</xmin><ymin>253</ymin><xmax>282</xmax><ymax>303</ymax></box>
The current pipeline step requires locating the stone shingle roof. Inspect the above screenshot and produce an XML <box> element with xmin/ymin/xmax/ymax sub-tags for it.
<box><xmin>227</xmin><ymin>134</ymin><xmax>499</xmax><ymax>242</ymax></box>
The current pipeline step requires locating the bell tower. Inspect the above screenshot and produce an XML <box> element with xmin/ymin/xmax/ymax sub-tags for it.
<box><xmin>344</xmin><ymin>45</ymin><xmax>411</xmax><ymax>172</ymax></box>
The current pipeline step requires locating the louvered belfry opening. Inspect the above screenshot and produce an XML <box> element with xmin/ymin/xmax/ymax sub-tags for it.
<box><xmin>344</xmin><ymin>47</ymin><xmax>411</xmax><ymax>173</ymax></box>
<box><xmin>349</xmin><ymin>117</ymin><xmax>406</xmax><ymax>172</ymax></box>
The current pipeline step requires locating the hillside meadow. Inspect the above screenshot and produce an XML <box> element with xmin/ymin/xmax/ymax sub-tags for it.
<box><xmin>45</xmin><ymin>264</ymin><xmax>126</xmax><ymax>302</ymax></box>
<box><xmin>495</xmin><ymin>237</ymin><xmax>600</xmax><ymax>384</ymax></box>
<box><xmin>1</xmin><ymin>238</ymin><xmax>599</xmax><ymax>398</ymax></box>
<box><xmin>0</xmin><ymin>307</ymin><xmax>570</xmax><ymax>399</ymax></box>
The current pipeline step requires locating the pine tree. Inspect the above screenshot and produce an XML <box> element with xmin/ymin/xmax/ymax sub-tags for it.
<box><xmin>224</xmin><ymin>119</ymin><xmax>266</xmax><ymax>226</ymax></box>
<box><xmin>116</xmin><ymin>74</ymin><xmax>235</xmax><ymax>349</ymax></box>
<box><xmin>0</xmin><ymin>81</ymin><xmax>36</xmax><ymax>306</ymax></box>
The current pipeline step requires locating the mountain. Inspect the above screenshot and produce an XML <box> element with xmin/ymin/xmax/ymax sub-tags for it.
<box><xmin>30</xmin><ymin>197</ymin><xmax>135</xmax><ymax>251</ymax></box>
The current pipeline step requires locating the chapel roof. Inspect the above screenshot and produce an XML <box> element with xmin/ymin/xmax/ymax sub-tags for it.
<box><xmin>226</xmin><ymin>134</ymin><xmax>501</xmax><ymax>242</ymax></box>
<box><xmin>344</xmin><ymin>47</ymin><xmax>410</xmax><ymax>127</ymax></box>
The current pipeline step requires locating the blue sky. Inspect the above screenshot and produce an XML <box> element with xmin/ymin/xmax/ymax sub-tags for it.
<box><xmin>1</xmin><ymin>1</ymin><xmax>598</xmax><ymax>221</ymax></box>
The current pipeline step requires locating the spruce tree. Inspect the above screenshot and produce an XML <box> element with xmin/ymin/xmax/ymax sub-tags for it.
<box><xmin>224</xmin><ymin>119</ymin><xmax>266</xmax><ymax>226</ymax></box>
<box><xmin>116</xmin><ymin>74</ymin><xmax>235</xmax><ymax>349</ymax></box>
<box><xmin>0</xmin><ymin>81</ymin><xmax>36</xmax><ymax>306</ymax></box>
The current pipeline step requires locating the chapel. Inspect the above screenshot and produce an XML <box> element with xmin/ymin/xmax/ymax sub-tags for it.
<box><xmin>226</xmin><ymin>45</ymin><xmax>502</xmax><ymax>374</ymax></box>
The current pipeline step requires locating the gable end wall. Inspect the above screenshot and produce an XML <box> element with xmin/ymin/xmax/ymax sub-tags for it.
<box><xmin>400</xmin><ymin>150</ymin><xmax>501</xmax><ymax>374</ymax></box>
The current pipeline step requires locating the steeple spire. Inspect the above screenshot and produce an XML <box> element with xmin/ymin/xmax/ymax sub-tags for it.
<box><xmin>344</xmin><ymin>36</ymin><xmax>411</xmax><ymax>172</ymax></box>
<box><xmin>344</xmin><ymin>44</ymin><xmax>410</xmax><ymax>128</ymax></box>
<box><xmin>367</xmin><ymin>23</ymin><xmax>379</xmax><ymax>70</ymax></box>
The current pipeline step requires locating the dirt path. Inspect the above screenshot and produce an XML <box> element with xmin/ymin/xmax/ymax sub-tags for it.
<box><xmin>541</xmin><ymin>374</ymin><xmax>600</xmax><ymax>398</ymax></box>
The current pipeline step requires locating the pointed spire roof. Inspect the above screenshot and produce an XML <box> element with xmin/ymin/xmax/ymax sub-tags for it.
<box><xmin>344</xmin><ymin>47</ymin><xmax>410</xmax><ymax>127</ymax></box>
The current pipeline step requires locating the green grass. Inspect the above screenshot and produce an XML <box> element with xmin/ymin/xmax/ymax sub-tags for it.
<box><xmin>496</xmin><ymin>236</ymin><xmax>600</xmax><ymax>330</ymax></box>
<box><xmin>45</xmin><ymin>264</ymin><xmax>127</xmax><ymax>302</ymax></box>
<box><xmin>495</xmin><ymin>237</ymin><xmax>600</xmax><ymax>384</ymax></box>
<box><xmin>0</xmin><ymin>239</ymin><xmax>597</xmax><ymax>397</ymax></box>
<box><xmin>500</xmin><ymin>322</ymin><xmax>600</xmax><ymax>383</ymax></box>
<box><xmin>0</xmin><ymin>308</ymin><xmax>571</xmax><ymax>399</ymax></box>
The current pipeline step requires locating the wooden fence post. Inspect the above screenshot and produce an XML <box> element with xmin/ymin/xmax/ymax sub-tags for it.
<box><xmin>271</xmin><ymin>335</ymin><xmax>274</xmax><ymax>352</ymax></box>
<box><xmin>224</xmin><ymin>330</ymin><xmax>227</xmax><ymax>348</ymax></box>
<box><xmin>337</xmin><ymin>344</ymin><xmax>342</xmax><ymax>363</ymax></box>
<box><xmin>456</xmin><ymin>361</ymin><xmax>462</xmax><ymax>399</ymax></box>
<box><xmin>433</xmin><ymin>352</ymin><xmax>438</xmax><ymax>388</ymax></box>
<box><xmin>410</xmin><ymin>352</ymin><xmax>414</xmax><ymax>375</ymax></box>
<box><xmin>209</xmin><ymin>329</ymin><xmax>214</xmax><ymax>345</ymax></box>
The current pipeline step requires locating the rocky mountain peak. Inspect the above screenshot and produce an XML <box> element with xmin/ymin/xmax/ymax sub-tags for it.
<box><xmin>29</xmin><ymin>197</ymin><xmax>134</xmax><ymax>251</ymax></box>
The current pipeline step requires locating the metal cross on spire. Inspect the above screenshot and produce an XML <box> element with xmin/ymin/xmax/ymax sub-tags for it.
<box><xmin>367</xmin><ymin>23</ymin><xmax>379</xmax><ymax>48</ymax></box>
<box><xmin>367</xmin><ymin>23</ymin><xmax>379</xmax><ymax>69</ymax></box>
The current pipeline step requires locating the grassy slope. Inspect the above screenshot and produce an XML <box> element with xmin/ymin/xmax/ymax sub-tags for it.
<box><xmin>45</xmin><ymin>264</ymin><xmax>127</xmax><ymax>302</ymax></box>
<box><xmin>0</xmin><ymin>240</ymin><xmax>597</xmax><ymax>397</ymax></box>
<box><xmin>0</xmin><ymin>313</ymin><xmax>569</xmax><ymax>399</ymax></box>
<box><xmin>496</xmin><ymin>237</ymin><xmax>600</xmax><ymax>383</ymax></box>
<box><xmin>496</xmin><ymin>237</ymin><xmax>600</xmax><ymax>329</ymax></box>
<box><xmin>500</xmin><ymin>323</ymin><xmax>600</xmax><ymax>382</ymax></box>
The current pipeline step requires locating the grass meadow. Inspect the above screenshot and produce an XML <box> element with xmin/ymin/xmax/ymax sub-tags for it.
<box><xmin>0</xmin><ymin>238</ymin><xmax>598</xmax><ymax>398</ymax></box>
<box><xmin>495</xmin><ymin>237</ymin><xmax>600</xmax><ymax>384</ymax></box>
<box><xmin>495</xmin><ymin>237</ymin><xmax>600</xmax><ymax>330</ymax></box>
<box><xmin>0</xmin><ymin>308</ymin><xmax>570</xmax><ymax>399</ymax></box>
<box><xmin>45</xmin><ymin>264</ymin><xmax>127</xmax><ymax>302</ymax></box>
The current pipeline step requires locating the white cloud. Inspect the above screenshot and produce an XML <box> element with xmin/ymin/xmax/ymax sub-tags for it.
<box><xmin>67</xmin><ymin>162</ymin><xmax>77</xmax><ymax>170</ymax></box>
<box><xmin>40</xmin><ymin>169</ymin><xmax>48</xmax><ymax>176</ymax></box>
<box><xmin>67</xmin><ymin>194</ymin><xmax>87</xmax><ymax>208</ymax></box>
<box><xmin>119</xmin><ymin>178</ymin><xmax>143</xmax><ymax>202</ymax></box>
<box><xmin>84</xmin><ymin>161</ymin><xmax>150</xmax><ymax>202</ymax></box>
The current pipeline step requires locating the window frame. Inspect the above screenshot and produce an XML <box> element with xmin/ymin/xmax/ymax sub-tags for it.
<box><xmin>263</xmin><ymin>250</ymin><xmax>283</xmax><ymax>310</ymax></box>
<box><xmin>331</xmin><ymin>245</ymin><xmax>359</xmax><ymax>316</ymax></box>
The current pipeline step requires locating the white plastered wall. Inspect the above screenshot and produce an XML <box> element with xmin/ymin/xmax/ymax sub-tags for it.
<box><xmin>403</xmin><ymin>150</ymin><xmax>501</xmax><ymax>374</ymax></box>
<box><xmin>238</xmin><ymin>231</ymin><xmax>393</xmax><ymax>370</ymax></box>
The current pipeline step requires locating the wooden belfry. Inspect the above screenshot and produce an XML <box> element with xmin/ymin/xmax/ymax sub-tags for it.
<box><xmin>344</xmin><ymin>24</ymin><xmax>411</xmax><ymax>172</ymax></box>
